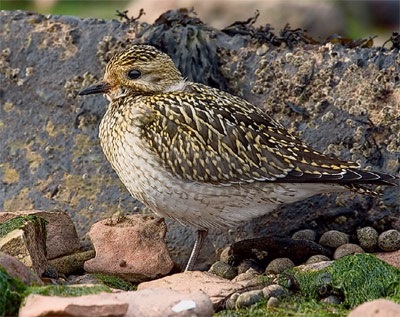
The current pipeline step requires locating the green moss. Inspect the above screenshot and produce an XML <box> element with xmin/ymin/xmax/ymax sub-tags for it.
<box><xmin>294</xmin><ymin>253</ymin><xmax>400</xmax><ymax>308</ymax></box>
<box><xmin>92</xmin><ymin>273</ymin><xmax>136</xmax><ymax>291</ymax></box>
<box><xmin>0</xmin><ymin>215</ymin><xmax>47</xmax><ymax>238</ymax></box>
<box><xmin>215</xmin><ymin>296</ymin><xmax>349</xmax><ymax>317</ymax></box>
<box><xmin>26</xmin><ymin>284</ymin><xmax>111</xmax><ymax>297</ymax></box>
<box><xmin>0</xmin><ymin>267</ymin><xmax>28</xmax><ymax>317</ymax></box>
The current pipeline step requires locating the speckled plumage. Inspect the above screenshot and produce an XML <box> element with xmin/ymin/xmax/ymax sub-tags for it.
<box><xmin>79</xmin><ymin>45</ymin><xmax>396</xmax><ymax>270</ymax></box>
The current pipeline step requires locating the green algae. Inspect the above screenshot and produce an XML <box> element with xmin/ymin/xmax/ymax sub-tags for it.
<box><xmin>26</xmin><ymin>284</ymin><xmax>111</xmax><ymax>297</ymax></box>
<box><xmin>294</xmin><ymin>253</ymin><xmax>400</xmax><ymax>307</ymax></box>
<box><xmin>92</xmin><ymin>273</ymin><xmax>136</xmax><ymax>291</ymax></box>
<box><xmin>0</xmin><ymin>267</ymin><xmax>27</xmax><ymax>317</ymax></box>
<box><xmin>0</xmin><ymin>215</ymin><xmax>47</xmax><ymax>238</ymax></box>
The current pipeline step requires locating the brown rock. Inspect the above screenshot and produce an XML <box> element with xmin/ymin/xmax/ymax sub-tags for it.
<box><xmin>348</xmin><ymin>299</ymin><xmax>400</xmax><ymax>317</ymax></box>
<box><xmin>374</xmin><ymin>250</ymin><xmax>400</xmax><ymax>268</ymax></box>
<box><xmin>0</xmin><ymin>252</ymin><xmax>43</xmax><ymax>285</ymax></box>
<box><xmin>84</xmin><ymin>215</ymin><xmax>173</xmax><ymax>282</ymax></box>
<box><xmin>138</xmin><ymin>271</ymin><xmax>248</xmax><ymax>309</ymax></box>
<box><xmin>19</xmin><ymin>293</ymin><xmax>129</xmax><ymax>317</ymax></box>
<box><xmin>0</xmin><ymin>210</ymin><xmax>80</xmax><ymax>259</ymax></box>
<box><xmin>333</xmin><ymin>243</ymin><xmax>364</xmax><ymax>260</ymax></box>
<box><xmin>0</xmin><ymin>220</ymin><xmax>47</xmax><ymax>276</ymax></box>
<box><xmin>319</xmin><ymin>230</ymin><xmax>349</xmax><ymax>248</ymax></box>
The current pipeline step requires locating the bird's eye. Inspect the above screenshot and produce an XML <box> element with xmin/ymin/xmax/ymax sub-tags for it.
<box><xmin>127</xmin><ymin>69</ymin><xmax>141</xmax><ymax>79</ymax></box>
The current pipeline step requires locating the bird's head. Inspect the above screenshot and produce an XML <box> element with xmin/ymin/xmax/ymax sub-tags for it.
<box><xmin>79</xmin><ymin>45</ymin><xmax>185</xmax><ymax>100</ymax></box>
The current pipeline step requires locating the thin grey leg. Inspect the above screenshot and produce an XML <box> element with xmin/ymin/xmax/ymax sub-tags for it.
<box><xmin>184</xmin><ymin>229</ymin><xmax>208</xmax><ymax>271</ymax></box>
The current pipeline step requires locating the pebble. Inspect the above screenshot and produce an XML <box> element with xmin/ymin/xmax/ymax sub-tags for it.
<box><xmin>378</xmin><ymin>229</ymin><xmax>400</xmax><ymax>252</ymax></box>
<box><xmin>306</xmin><ymin>254</ymin><xmax>331</xmax><ymax>264</ymax></box>
<box><xmin>357</xmin><ymin>226</ymin><xmax>378</xmax><ymax>252</ymax></box>
<box><xmin>319</xmin><ymin>230</ymin><xmax>349</xmax><ymax>248</ymax></box>
<box><xmin>219</xmin><ymin>246</ymin><xmax>232</xmax><ymax>264</ymax></box>
<box><xmin>262</xmin><ymin>284</ymin><xmax>287</xmax><ymax>299</ymax></box>
<box><xmin>265</xmin><ymin>258</ymin><xmax>295</xmax><ymax>274</ymax></box>
<box><xmin>320</xmin><ymin>295</ymin><xmax>341</xmax><ymax>304</ymax></box>
<box><xmin>235</xmin><ymin>290</ymin><xmax>264</xmax><ymax>309</ymax></box>
<box><xmin>292</xmin><ymin>229</ymin><xmax>317</xmax><ymax>241</ymax></box>
<box><xmin>333</xmin><ymin>243</ymin><xmax>364</xmax><ymax>260</ymax></box>
<box><xmin>237</xmin><ymin>259</ymin><xmax>262</xmax><ymax>274</ymax></box>
<box><xmin>232</xmin><ymin>268</ymin><xmax>260</xmax><ymax>283</ymax></box>
<box><xmin>266</xmin><ymin>296</ymin><xmax>279</xmax><ymax>309</ymax></box>
<box><xmin>208</xmin><ymin>261</ymin><xmax>237</xmax><ymax>280</ymax></box>
<box><xmin>225</xmin><ymin>292</ymin><xmax>240</xmax><ymax>310</ymax></box>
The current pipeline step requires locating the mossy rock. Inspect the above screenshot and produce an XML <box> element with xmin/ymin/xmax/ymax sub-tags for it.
<box><xmin>0</xmin><ymin>215</ymin><xmax>47</xmax><ymax>238</ymax></box>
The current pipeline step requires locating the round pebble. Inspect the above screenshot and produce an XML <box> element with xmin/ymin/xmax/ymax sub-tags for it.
<box><xmin>237</xmin><ymin>259</ymin><xmax>262</xmax><ymax>274</ymax></box>
<box><xmin>378</xmin><ymin>229</ymin><xmax>400</xmax><ymax>252</ymax></box>
<box><xmin>208</xmin><ymin>261</ymin><xmax>237</xmax><ymax>280</ymax></box>
<box><xmin>262</xmin><ymin>284</ymin><xmax>287</xmax><ymax>299</ymax></box>
<box><xmin>319</xmin><ymin>230</ymin><xmax>349</xmax><ymax>248</ymax></box>
<box><xmin>357</xmin><ymin>227</ymin><xmax>378</xmax><ymax>252</ymax></box>
<box><xmin>320</xmin><ymin>295</ymin><xmax>341</xmax><ymax>304</ymax></box>
<box><xmin>266</xmin><ymin>296</ymin><xmax>279</xmax><ymax>309</ymax></box>
<box><xmin>235</xmin><ymin>290</ymin><xmax>264</xmax><ymax>309</ymax></box>
<box><xmin>232</xmin><ymin>268</ymin><xmax>260</xmax><ymax>283</ymax></box>
<box><xmin>225</xmin><ymin>292</ymin><xmax>240</xmax><ymax>310</ymax></box>
<box><xmin>292</xmin><ymin>229</ymin><xmax>317</xmax><ymax>241</ymax></box>
<box><xmin>333</xmin><ymin>243</ymin><xmax>364</xmax><ymax>260</ymax></box>
<box><xmin>265</xmin><ymin>258</ymin><xmax>295</xmax><ymax>274</ymax></box>
<box><xmin>306</xmin><ymin>254</ymin><xmax>331</xmax><ymax>264</ymax></box>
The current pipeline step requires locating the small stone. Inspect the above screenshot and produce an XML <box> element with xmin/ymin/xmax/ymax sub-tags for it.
<box><xmin>49</xmin><ymin>250</ymin><xmax>95</xmax><ymax>276</ymax></box>
<box><xmin>231</xmin><ymin>268</ymin><xmax>260</xmax><ymax>283</ymax></box>
<box><xmin>348</xmin><ymin>299</ymin><xmax>400</xmax><ymax>317</ymax></box>
<box><xmin>219</xmin><ymin>246</ymin><xmax>232</xmax><ymax>264</ymax></box>
<box><xmin>208</xmin><ymin>261</ymin><xmax>237</xmax><ymax>280</ymax></box>
<box><xmin>357</xmin><ymin>226</ymin><xmax>378</xmax><ymax>252</ymax></box>
<box><xmin>237</xmin><ymin>259</ymin><xmax>262</xmax><ymax>274</ymax></box>
<box><xmin>306</xmin><ymin>254</ymin><xmax>331</xmax><ymax>264</ymax></box>
<box><xmin>262</xmin><ymin>284</ymin><xmax>287</xmax><ymax>299</ymax></box>
<box><xmin>378</xmin><ymin>229</ymin><xmax>400</xmax><ymax>252</ymax></box>
<box><xmin>265</xmin><ymin>258</ymin><xmax>294</xmax><ymax>274</ymax></box>
<box><xmin>292</xmin><ymin>229</ymin><xmax>317</xmax><ymax>241</ymax></box>
<box><xmin>320</xmin><ymin>295</ymin><xmax>341</xmax><ymax>304</ymax></box>
<box><xmin>225</xmin><ymin>292</ymin><xmax>240</xmax><ymax>310</ymax></box>
<box><xmin>319</xmin><ymin>230</ymin><xmax>349</xmax><ymax>248</ymax></box>
<box><xmin>235</xmin><ymin>290</ymin><xmax>263</xmax><ymax>309</ymax></box>
<box><xmin>266</xmin><ymin>296</ymin><xmax>279</xmax><ymax>309</ymax></box>
<box><xmin>333</xmin><ymin>243</ymin><xmax>364</xmax><ymax>260</ymax></box>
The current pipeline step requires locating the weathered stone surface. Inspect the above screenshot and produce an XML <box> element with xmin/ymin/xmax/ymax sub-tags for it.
<box><xmin>348</xmin><ymin>299</ymin><xmax>400</xmax><ymax>317</ymax></box>
<box><xmin>19</xmin><ymin>293</ymin><xmax>129</xmax><ymax>317</ymax></box>
<box><xmin>0</xmin><ymin>210</ymin><xmax>80</xmax><ymax>259</ymax></box>
<box><xmin>138</xmin><ymin>271</ymin><xmax>248</xmax><ymax>310</ymax></box>
<box><xmin>378</xmin><ymin>229</ymin><xmax>400</xmax><ymax>252</ymax></box>
<box><xmin>84</xmin><ymin>215</ymin><xmax>173</xmax><ymax>282</ymax></box>
<box><xmin>319</xmin><ymin>230</ymin><xmax>349</xmax><ymax>248</ymax></box>
<box><xmin>374</xmin><ymin>250</ymin><xmax>400</xmax><ymax>268</ymax></box>
<box><xmin>265</xmin><ymin>257</ymin><xmax>295</xmax><ymax>274</ymax></box>
<box><xmin>0</xmin><ymin>10</ymin><xmax>398</xmax><ymax>270</ymax></box>
<box><xmin>49</xmin><ymin>250</ymin><xmax>95</xmax><ymax>276</ymax></box>
<box><xmin>19</xmin><ymin>289</ymin><xmax>214</xmax><ymax>317</ymax></box>
<box><xmin>0</xmin><ymin>252</ymin><xmax>43</xmax><ymax>285</ymax></box>
<box><xmin>357</xmin><ymin>226</ymin><xmax>379</xmax><ymax>252</ymax></box>
<box><xmin>333</xmin><ymin>243</ymin><xmax>365</xmax><ymax>260</ymax></box>
<box><xmin>235</xmin><ymin>290</ymin><xmax>263</xmax><ymax>309</ymax></box>
<box><xmin>0</xmin><ymin>220</ymin><xmax>47</xmax><ymax>275</ymax></box>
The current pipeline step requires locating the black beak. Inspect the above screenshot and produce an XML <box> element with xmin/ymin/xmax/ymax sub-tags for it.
<box><xmin>78</xmin><ymin>82</ymin><xmax>110</xmax><ymax>96</ymax></box>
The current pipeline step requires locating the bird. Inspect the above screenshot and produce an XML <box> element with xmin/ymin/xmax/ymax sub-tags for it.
<box><xmin>79</xmin><ymin>44</ymin><xmax>397</xmax><ymax>271</ymax></box>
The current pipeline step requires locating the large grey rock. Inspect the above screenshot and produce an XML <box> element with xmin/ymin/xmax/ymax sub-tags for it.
<box><xmin>0</xmin><ymin>10</ymin><xmax>398</xmax><ymax>270</ymax></box>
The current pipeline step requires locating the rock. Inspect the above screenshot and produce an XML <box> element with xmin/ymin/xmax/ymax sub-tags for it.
<box><xmin>236</xmin><ymin>259</ymin><xmax>262</xmax><ymax>274</ymax></box>
<box><xmin>305</xmin><ymin>254</ymin><xmax>331</xmax><ymax>264</ymax></box>
<box><xmin>49</xmin><ymin>250</ymin><xmax>95</xmax><ymax>276</ymax></box>
<box><xmin>320</xmin><ymin>295</ymin><xmax>341</xmax><ymax>304</ymax></box>
<box><xmin>266</xmin><ymin>296</ymin><xmax>279</xmax><ymax>309</ymax></box>
<box><xmin>208</xmin><ymin>261</ymin><xmax>237</xmax><ymax>280</ymax></box>
<box><xmin>225</xmin><ymin>293</ymin><xmax>240</xmax><ymax>310</ymax></box>
<box><xmin>0</xmin><ymin>211</ymin><xmax>80</xmax><ymax>259</ymax></box>
<box><xmin>319</xmin><ymin>230</ymin><xmax>349</xmax><ymax>248</ymax></box>
<box><xmin>374</xmin><ymin>250</ymin><xmax>400</xmax><ymax>268</ymax></box>
<box><xmin>348</xmin><ymin>299</ymin><xmax>400</xmax><ymax>317</ymax></box>
<box><xmin>219</xmin><ymin>246</ymin><xmax>232</xmax><ymax>264</ymax></box>
<box><xmin>357</xmin><ymin>226</ymin><xmax>378</xmax><ymax>252</ymax></box>
<box><xmin>378</xmin><ymin>230</ymin><xmax>400</xmax><ymax>252</ymax></box>
<box><xmin>295</xmin><ymin>261</ymin><xmax>333</xmax><ymax>272</ymax></box>
<box><xmin>333</xmin><ymin>243</ymin><xmax>364</xmax><ymax>260</ymax></box>
<box><xmin>138</xmin><ymin>271</ymin><xmax>247</xmax><ymax>309</ymax></box>
<box><xmin>262</xmin><ymin>284</ymin><xmax>287</xmax><ymax>299</ymax></box>
<box><xmin>20</xmin><ymin>288</ymin><xmax>214</xmax><ymax>317</ymax></box>
<box><xmin>235</xmin><ymin>290</ymin><xmax>264</xmax><ymax>309</ymax></box>
<box><xmin>292</xmin><ymin>229</ymin><xmax>317</xmax><ymax>241</ymax></box>
<box><xmin>19</xmin><ymin>293</ymin><xmax>129</xmax><ymax>317</ymax></box>
<box><xmin>265</xmin><ymin>258</ymin><xmax>294</xmax><ymax>274</ymax></box>
<box><xmin>231</xmin><ymin>268</ymin><xmax>260</xmax><ymax>283</ymax></box>
<box><xmin>84</xmin><ymin>215</ymin><xmax>173</xmax><ymax>282</ymax></box>
<box><xmin>0</xmin><ymin>252</ymin><xmax>43</xmax><ymax>285</ymax></box>
<box><xmin>0</xmin><ymin>219</ymin><xmax>47</xmax><ymax>276</ymax></box>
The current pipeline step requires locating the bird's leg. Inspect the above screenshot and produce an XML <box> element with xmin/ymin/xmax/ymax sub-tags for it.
<box><xmin>184</xmin><ymin>229</ymin><xmax>208</xmax><ymax>271</ymax></box>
